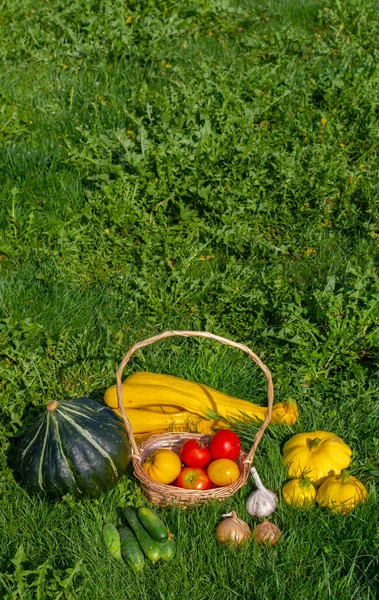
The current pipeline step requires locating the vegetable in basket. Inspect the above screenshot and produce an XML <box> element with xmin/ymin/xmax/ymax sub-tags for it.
<box><xmin>113</xmin><ymin>407</ymin><xmax>222</xmax><ymax>435</ymax></box>
<box><xmin>209</xmin><ymin>430</ymin><xmax>241</xmax><ymax>460</ymax></box>
<box><xmin>207</xmin><ymin>459</ymin><xmax>240</xmax><ymax>486</ymax></box>
<box><xmin>142</xmin><ymin>449</ymin><xmax>181</xmax><ymax>484</ymax></box>
<box><xmin>104</xmin><ymin>372</ymin><xmax>299</xmax><ymax>425</ymax></box>
<box><xmin>176</xmin><ymin>467</ymin><xmax>212</xmax><ymax>490</ymax></box>
<box><xmin>180</xmin><ymin>439</ymin><xmax>211</xmax><ymax>468</ymax></box>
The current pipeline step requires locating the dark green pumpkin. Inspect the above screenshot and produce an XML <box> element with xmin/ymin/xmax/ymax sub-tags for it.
<box><xmin>15</xmin><ymin>397</ymin><xmax>131</xmax><ymax>498</ymax></box>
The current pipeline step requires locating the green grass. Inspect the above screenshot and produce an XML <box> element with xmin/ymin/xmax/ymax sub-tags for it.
<box><xmin>0</xmin><ymin>0</ymin><xmax>379</xmax><ymax>597</ymax></box>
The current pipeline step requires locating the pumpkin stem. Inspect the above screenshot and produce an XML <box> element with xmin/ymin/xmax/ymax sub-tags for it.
<box><xmin>46</xmin><ymin>400</ymin><xmax>59</xmax><ymax>412</ymax></box>
<box><xmin>307</xmin><ymin>437</ymin><xmax>321</xmax><ymax>450</ymax></box>
<box><xmin>298</xmin><ymin>477</ymin><xmax>313</xmax><ymax>490</ymax></box>
<box><xmin>339</xmin><ymin>470</ymin><xmax>351</xmax><ymax>483</ymax></box>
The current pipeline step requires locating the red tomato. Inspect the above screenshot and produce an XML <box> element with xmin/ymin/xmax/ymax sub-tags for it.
<box><xmin>180</xmin><ymin>439</ymin><xmax>211</xmax><ymax>468</ymax></box>
<box><xmin>176</xmin><ymin>467</ymin><xmax>212</xmax><ymax>490</ymax></box>
<box><xmin>207</xmin><ymin>459</ymin><xmax>240</xmax><ymax>486</ymax></box>
<box><xmin>209</xmin><ymin>430</ymin><xmax>241</xmax><ymax>461</ymax></box>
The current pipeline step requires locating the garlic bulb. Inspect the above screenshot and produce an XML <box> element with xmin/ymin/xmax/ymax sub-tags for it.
<box><xmin>246</xmin><ymin>467</ymin><xmax>277</xmax><ymax>517</ymax></box>
<box><xmin>252</xmin><ymin>520</ymin><xmax>281</xmax><ymax>546</ymax></box>
<box><xmin>215</xmin><ymin>511</ymin><xmax>250</xmax><ymax>546</ymax></box>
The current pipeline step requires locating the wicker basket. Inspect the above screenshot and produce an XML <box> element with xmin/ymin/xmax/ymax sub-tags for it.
<box><xmin>116</xmin><ymin>330</ymin><xmax>274</xmax><ymax>507</ymax></box>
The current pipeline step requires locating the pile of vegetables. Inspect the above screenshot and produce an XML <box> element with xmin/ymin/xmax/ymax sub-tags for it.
<box><xmin>13</xmin><ymin>394</ymin><xmax>368</xmax><ymax>518</ymax></box>
<box><xmin>215</xmin><ymin>510</ymin><xmax>282</xmax><ymax>547</ymax></box>
<box><xmin>215</xmin><ymin>468</ymin><xmax>282</xmax><ymax>547</ymax></box>
<box><xmin>103</xmin><ymin>506</ymin><xmax>176</xmax><ymax>571</ymax></box>
<box><xmin>281</xmin><ymin>431</ymin><xmax>368</xmax><ymax>513</ymax></box>
<box><xmin>142</xmin><ymin>430</ymin><xmax>242</xmax><ymax>489</ymax></box>
<box><xmin>104</xmin><ymin>372</ymin><xmax>299</xmax><ymax>442</ymax></box>
<box><xmin>11</xmin><ymin>344</ymin><xmax>372</xmax><ymax>585</ymax></box>
<box><xmin>12</xmin><ymin>368</ymin><xmax>369</xmax><ymax>582</ymax></box>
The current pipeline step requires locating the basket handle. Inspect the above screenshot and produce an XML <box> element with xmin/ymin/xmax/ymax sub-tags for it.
<box><xmin>116</xmin><ymin>330</ymin><xmax>274</xmax><ymax>463</ymax></box>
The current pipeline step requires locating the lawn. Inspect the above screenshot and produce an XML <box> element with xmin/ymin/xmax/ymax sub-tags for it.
<box><xmin>0</xmin><ymin>0</ymin><xmax>378</xmax><ymax>597</ymax></box>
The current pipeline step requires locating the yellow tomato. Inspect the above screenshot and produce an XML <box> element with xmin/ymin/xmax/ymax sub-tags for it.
<box><xmin>142</xmin><ymin>449</ymin><xmax>181</xmax><ymax>484</ymax></box>
<box><xmin>207</xmin><ymin>459</ymin><xmax>240</xmax><ymax>487</ymax></box>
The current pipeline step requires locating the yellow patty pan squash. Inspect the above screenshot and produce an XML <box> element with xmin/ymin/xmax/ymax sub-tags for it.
<box><xmin>282</xmin><ymin>431</ymin><xmax>352</xmax><ymax>485</ymax></box>
<box><xmin>316</xmin><ymin>471</ymin><xmax>368</xmax><ymax>513</ymax></box>
<box><xmin>282</xmin><ymin>478</ymin><xmax>316</xmax><ymax>507</ymax></box>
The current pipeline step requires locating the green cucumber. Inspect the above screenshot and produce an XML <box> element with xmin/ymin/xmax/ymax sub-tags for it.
<box><xmin>102</xmin><ymin>523</ymin><xmax>122</xmax><ymax>563</ymax></box>
<box><xmin>118</xmin><ymin>525</ymin><xmax>145</xmax><ymax>572</ymax></box>
<box><xmin>159</xmin><ymin>533</ymin><xmax>177</xmax><ymax>561</ymax></box>
<box><xmin>121</xmin><ymin>507</ymin><xmax>161</xmax><ymax>562</ymax></box>
<box><xmin>137</xmin><ymin>507</ymin><xmax>169</xmax><ymax>542</ymax></box>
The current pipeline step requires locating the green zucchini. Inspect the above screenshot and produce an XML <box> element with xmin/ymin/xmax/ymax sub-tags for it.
<box><xmin>159</xmin><ymin>533</ymin><xmax>177</xmax><ymax>561</ymax></box>
<box><xmin>118</xmin><ymin>525</ymin><xmax>145</xmax><ymax>572</ymax></box>
<box><xmin>137</xmin><ymin>507</ymin><xmax>169</xmax><ymax>542</ymax></box>
<box><xmin>102</xmin><ymin>523</ymin><xmax>122</xmax><ymax>563</ymax></box>
<box><xmin>121</xmin><ymin>507</ymin><xmax>161</xmax><ymax>562</ymax></box>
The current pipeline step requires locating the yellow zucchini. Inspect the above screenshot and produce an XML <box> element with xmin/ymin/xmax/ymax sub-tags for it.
<box><xmin>105</xmin><ymin>383</ymin><xmax>201</xmax><ymax>413</ymax></box>
<box><xmin>104</xmin><ymin>372</ymin><xmax>298</xmax><ymax>425</ymax></box>
<box><xmin>128</xmin><ymin>372</ymin><xmax>267</xmax><ymax>420</ymax></box>
<box><xmin>113</xmin><ymin>407</ymin><xmax>226</xmax><ymax>435</ymax></box>
<box><xmin>113</xmin><ymin>407</ymin><xmax>187</xmax><ymax>433</ymax></box>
